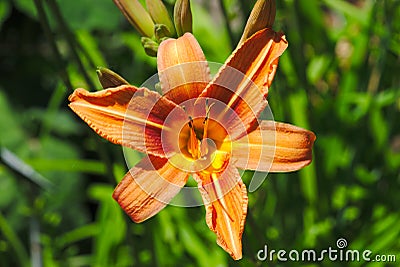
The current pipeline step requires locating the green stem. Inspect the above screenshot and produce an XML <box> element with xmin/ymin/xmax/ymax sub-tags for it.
<box><xmin>45</xmin><ymin>0</ymin><xmax>97</xmax><ymax>91</ymax></box>
<box><xmin>218</xmin><ymin>0</ymin><xmax>236</xmax><ymax>49</ymax></box>
<box><xmin>367</xmin><ymin>0</ymin><xmax>388</xmax><ymax>94</ymax></box>
<box><xmin>74</xmin><ymin>32</ymin><xmax>99</xmax><ymax>71</ymax></box>
<box><xmin>0</xmin><ymin>147</ymin><xmax>53</xmax><ymax>191</ymax></box>
<box><xmin>32</xmin><ymin>0</ymin><xmax>73</xmax><ymax>92</ymax></box>
<box><xmin>286</xmin><ymin>1</ymin><xmax>309</xmax><ymax>91</ymax></box>
<box><xmin>30</xmin><ymin>216</ymin><xmax>43</xmax><ymax>267</ymax></box>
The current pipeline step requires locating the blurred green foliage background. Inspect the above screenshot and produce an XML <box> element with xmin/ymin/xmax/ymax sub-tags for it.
<box><xmin>0</xmin><ymin>0</ymin><xmax>399</xmax><ymax>266</ymax></box>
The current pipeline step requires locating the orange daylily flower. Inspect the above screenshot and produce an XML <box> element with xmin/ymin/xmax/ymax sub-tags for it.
<box><xmin>69</xmin><ymin>28</ymin><xmax>315</xmax><ymax>260</ymax></box>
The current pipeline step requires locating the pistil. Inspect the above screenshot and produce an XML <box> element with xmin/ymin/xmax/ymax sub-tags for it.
<box><xmin>186</xmin><ymin>100</ymin><xmax>214</xmax><ymax>160</ymax></box>
<box><xmin>187</xmin><ymin>116</ymin><xmax>201</xmax><ymax>159</ymax></box>
<box><xmin>200</xmin><ymin>100</ymin><xmax>214</xmax><ymax>157</ymax></box>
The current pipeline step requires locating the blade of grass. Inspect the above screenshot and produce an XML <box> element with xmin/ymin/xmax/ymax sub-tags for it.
<box><xmin>25</xmin><ymin>158</ymin><xmax>107</xmax><ymax>174</ymax></box>
<box><xmin>0</xmin><ymin>212</ymin><xmax>30</xmax><ymax>267</ymax></box>
<box><xmin>30</xmin><ymin>216</ymin><xmax>42</xmax><ymax>267</ymax></box>
<box><xmin>0</xmin><ymin>147</ymin><xmax>53</xmax><ymax>190</ymax></box>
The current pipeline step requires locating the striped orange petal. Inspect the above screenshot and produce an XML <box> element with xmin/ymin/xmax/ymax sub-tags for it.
<box><xmin>197</xmin><ymin>28</ymin><xmax>288</xmax><ymax>140</ymax></box>
<box><xmin>232</xmin><ymin>121</ymin><xmax>316</xmax><ymax>172</ymax></box>
<box><xmin>194</xmin><ymin>162</ymin><xmax>248</xmax><ymax>260</ymax></box>
<box><xmin>113</xmin><ymin>155</ymin><xmax>189</xmax><ymax>222</ymax></box>
<box><xmin>157</xmin><ymin>32</ymin><xmax>210</xmax><ymax>105</ymax></box>
<box><xmin>68</xmin><ymin>85</ymin><xmax>187</xmax><ymax>158</ymax></box>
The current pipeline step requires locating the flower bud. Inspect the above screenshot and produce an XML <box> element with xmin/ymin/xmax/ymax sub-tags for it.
<box><xmin>146</xmin><ymin>0</ymin><xmax>176</xmax><ymax>36</ymax></box>
<box><xmin>174</xmin><ymin>0</ymin><xmax>192</xmax><ymax>36</ymax></box>
<box><xmin>96</xmin><ymin>67</ymin><xmax>129</xmax><ymax>89</ymax></box>
<box><xmin>113</xmin><ymin>0</ymin><xmax>155</xmax><ymax>37</ymax></box>
<box><xmin>141</xmin><ymin>37</ymin><xmax>159</xmax><ymax>57</ymax></box>
<box><xmin>238</xmin><ymin>0</ymin><xmax>276</xmax><ymax>44</ymax></box>
<box><xmin>155</xmin><ymin>24</ymin><xmax>172</xmax><ymax>41</ymax></box>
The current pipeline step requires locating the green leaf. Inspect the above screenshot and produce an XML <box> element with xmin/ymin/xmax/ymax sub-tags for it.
<box><xmin>25</xmin><ymin>158</ymin><xmax>106</xmax><ymax>174</ymax></box>
<box><xmin>0</xmin><ymin>90</ymin><xmax>26</xmax><ymax>149</ymax></box>
<box><xmin>56</xmin><ymin>223</ymin><xmax>99</xmax><ymax>248</ymax></box>
<box><xmin>369</xmin><ymin>108</ymin><xmax>388</xmax><ymax>149</ymax></box>
<box><xmin>56</xmin><ymin>0</ymin><xmax>121</xmax><ymax>31</ymax></box>
<box><xmin>0</xmin><ymin>212</ymin><xmax>29</xmax><ymax>267</ymax></box>
<box><xmin>14</xmin><ymin>0</ymin><xmax>37</xmax><ymax>19</ymax></box>
<box><xmin>306</xmin><ymin>55</ymin><xmax>330</xmax><ymax>84</ymax></box>
<box><xmin>288</xmin><ymin>90</ymin><xmax>318</xmax><ymax>204</ymax></box>
<box><xmin>0</xmin><ymin>1</ymin><xmax>11</xmax><ymax>28</ymax></box>
<box><xmin>76</xmin><ymin>30</ymin><xmax>108</xmax><ymax>67</ymax></box>
<box><xmin>89</xmin><ymin>184</ymin><xmax>128</xmax><ymax>266</ymax></box>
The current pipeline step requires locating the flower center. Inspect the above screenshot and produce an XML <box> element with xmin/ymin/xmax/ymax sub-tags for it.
<box><xmin>179</xmin><ymin>116</ymin><xmax>227</xmax><ymax>160</ymax></box>
<box><xmin>174</xmin><ymin>112</ymin><xmax>230</xmax><ymax>173</ymax></box>
<box><xmin>163</xmin><ymin>99</ymin><xmax>231</xmax><ymax>173</ymax></box>
<box><xmin>180</xmin><ymin>101</ymin><xmax>215</xmax><ymax>160</ymax></box>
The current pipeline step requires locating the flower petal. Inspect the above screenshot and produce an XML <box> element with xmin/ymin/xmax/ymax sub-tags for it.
<box><xmin>225</xmin><ymin>28</ymin><xmax>288</xmax><ymax>97</ymax></box>
<box><xmin>157</xmin><ymin>33</ymin><xmax>210</xmax><ymax>104</ymax></box>
<box><xmin>231</xmin><ymin>121</ymin><xmax>316</xmax><ymax>172</ymax></box>
<box><xmin>197</xmin><ymin>29</ymin><xmax>287</xmax><ymax>139</ymax></box>
<box><xmin>194</xmin><ymin>163</ymin><xmax>248</xmax><ymax>260</ymax></box>
<box><xmin>113</xmin><ymin>155</ymin><xmax>188</xmax><ymax>223</ymax></box>
<box><xmin>68</xmin><ymin>85</ymin><xmax>187</xmax><ymax>157</ymax></box>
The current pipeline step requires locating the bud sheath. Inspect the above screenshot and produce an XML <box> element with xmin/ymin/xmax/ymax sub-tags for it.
<box><xmin>114</xmin><ymin>0</ymin><xmax>155</xmax><ymax>37</ymax></box>
<box><xmin>174</xmin><ymin>0</ymin><xmax>193</xmax><ymax>36</ymax></box>
<box><xmin>238</xmin><ymin>0</ymin><xmax>276</xmax><ymax>44</ymax></box>
<box><xmin>146</xmin><ymin>0</ymin><xmax>176</xmax><ymax>36</ymax></box>
<box><xmin>96</xmin><ymin>67</ymin><xmax>129</xmax><ymax>89</ymax></box>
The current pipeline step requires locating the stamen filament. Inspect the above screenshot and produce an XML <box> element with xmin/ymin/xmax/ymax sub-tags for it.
<box><xmin>186</xmin><ymin>101</ymin><xmax>216</xmax><ymax>159</ymax></box>
<box><xmin>201</xmin><ymin>100</ymin><xmax>214</xmax><ymax>157</ymax></box>
<box><xmin>188</xmin><ymin>116</ymin><xmax>200</xmax><ymax>159</ymax></box>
